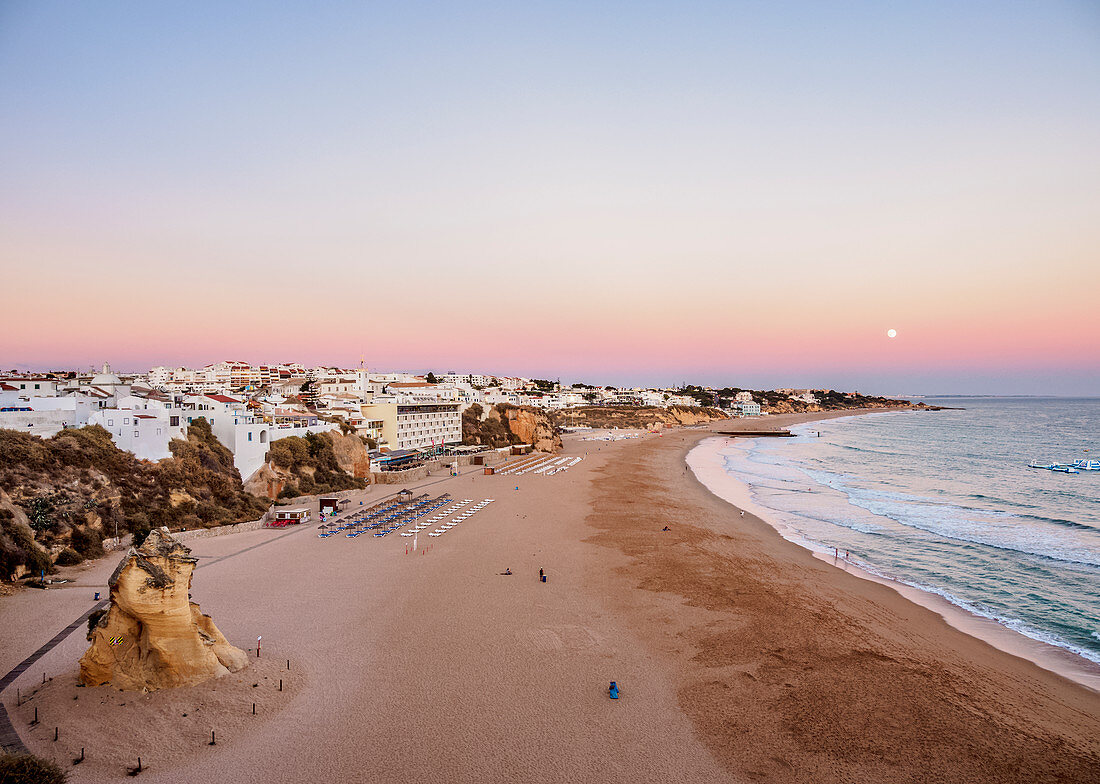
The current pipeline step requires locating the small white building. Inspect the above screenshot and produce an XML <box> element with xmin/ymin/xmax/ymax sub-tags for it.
<box><xmin>0</xmin><ymin>377</ymin><xmax>62</xmax><ymax>397</ymax></box>
<box><xmin>88</xmin><ymin>405</ymin><xmax>179</xmax><ymax>461</ymax></box>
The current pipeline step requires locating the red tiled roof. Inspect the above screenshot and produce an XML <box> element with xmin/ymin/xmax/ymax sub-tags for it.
<box><xmin>205</xmin><ymin>394</ymin><xmax>239</xmax><ymax>403</ymax></box>
<box><xmin>0</xmin><ymin>383</ymin><xmax>18</xmax><ymax>391</ymax></box>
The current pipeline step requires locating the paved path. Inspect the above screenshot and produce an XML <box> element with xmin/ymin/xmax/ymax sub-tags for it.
<box><xmin>0</xmin><ymin>601</ymin><xmax>107</xmax><ymax>753</ymax></box>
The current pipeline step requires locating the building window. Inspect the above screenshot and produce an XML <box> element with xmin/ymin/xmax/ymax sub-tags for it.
<box><xmin>108</xmin><ymin>419</ymin><xmax>114</xmax><ymax>426</ymax></box>
<box><xmin>124</xmin><ymin>418</ymin><xmax>130</xmax><ymax>425</ymax></box>
<box><xmin>134</xmin><ymin>430</ymin><xmax>140</xmax><ymax>437</ymax></box>
<box><xmin>248</xmin><ymin>432</ymin><xmax>253</xmax><ymax>442</ymax></box>
<box><xmin>34</xmin><ymin>384</ymin><xmax>40</xmax><ymax>389</ymax></box>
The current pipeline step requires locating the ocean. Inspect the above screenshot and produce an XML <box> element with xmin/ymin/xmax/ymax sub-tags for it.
<box><xmin>711</xmin><ymin>398</ymin><xmax>1100</xmax><ymax>665</ymax></box>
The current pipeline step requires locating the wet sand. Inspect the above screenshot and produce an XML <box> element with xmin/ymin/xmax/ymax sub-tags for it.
<box><xmin>2</xmin><ymin>411</ymin><xmax>1098</xmax><ymax>782</ymax></box>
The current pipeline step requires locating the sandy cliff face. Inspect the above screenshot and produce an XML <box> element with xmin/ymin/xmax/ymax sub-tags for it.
<box><xmin>243</xmin><ymin>431</ymin><xmax>370</xmax><ymax>500</ymax></box>
<box><xmin>79</xmin><ymin>527</ymin><xmax>248</xmax><ymax>691</ymax></box>
<box><xmin>325</xmin><ymin>431</ymin><xmax>371</xmax><ymax>478</ymax></box>
<box><xmin>243</xmin><ymin>463</ymin><xmax>287</xmax><ymax>500</ymax></box>
<box><xmin>664</xmin><ymin>406</ymin><xmax>731</xmax><ymax>426</ymax></box>
<box><xmin>462</xmin><ymin>404</ymin><xmax>562</xmax><ymax>452</ymax></box>
<box><xmin>553</xmin><ymin>406</ymin><xmax>729</xmax><ymax>431</ymax></box>
<box><xmin>497</xmin><ymin>406</ymin><xmax>562</xmax><ymax>452</ymax></box>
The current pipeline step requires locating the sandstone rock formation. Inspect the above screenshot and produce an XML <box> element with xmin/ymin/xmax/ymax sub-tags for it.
<box><xmin>79</xmin><ymin>527</ymin><xmax>248</xmax><ymax>691</ymax></box>
<box><xmin>463</xmin><ymin>404</ymin><xmax>562</xmax><ymax>452</ymax></box>
<box><xmin>495</xmin><ymin>406</ymin><xmax>562</xmax><ymax>452</ymax></box>
<box><xmin>324</xmin><ymin>430</ymin><xmax>372</xmax><ymax>478</ymax></box>
<box><xmin>243</xmin><ymin>461</ymin><xmax>287</xmax><ymax>500</ymax></box>
<box><xmin>244</xmin><ymin>430</ymin><xmax>369</xmax><ymax>500</ymax></box>
<box><xmin>551</xmin><ymin>405</ymin><xmax>728</xmax><ymax>431</ymax></box>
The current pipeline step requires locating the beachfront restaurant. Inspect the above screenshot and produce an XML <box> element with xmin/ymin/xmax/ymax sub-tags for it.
<box><xmin>268</xmin><ymin>508</ymin><xmax>311</xmax><ymax>527</ymax></box>
<box><xmin>373</xmin><ymin>449</ymin><xmax>424</xmax><ymax>471</ymax></box>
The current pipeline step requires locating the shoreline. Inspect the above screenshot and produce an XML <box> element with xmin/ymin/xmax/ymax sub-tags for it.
<box><xmin>1</xmin><ymin>409</ymin><xmax>1097</xmax><ymax>782</ymax></box>
<box><xmin>687</xmin><ymin>432</ymin><xmax>1100</xmax><ymax>693</ymax></box>
<box><xmin>584</xmin><ymin>411</ymin><xmax>1100</xmax><ymax>782</ymax></box>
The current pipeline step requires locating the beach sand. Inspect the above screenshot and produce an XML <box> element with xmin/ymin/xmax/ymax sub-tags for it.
<box><xmin>2</xmin><ymin>412</ymin><xmax>1098</xmax><ymax>782</ymax></box>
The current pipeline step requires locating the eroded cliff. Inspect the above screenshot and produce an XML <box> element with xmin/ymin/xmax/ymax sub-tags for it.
<box><xmin>462</xmin><ymin>404</ymin><xmax>561</xmax><ymax>452</ymax></box>
<box><xmin>551</xmin><ymin>405</ymin><xmax>729</xmax><ymax>431</ymax></box>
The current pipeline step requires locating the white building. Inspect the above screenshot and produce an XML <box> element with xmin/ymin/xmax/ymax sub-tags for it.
<box><xmin>178</xmin><ymin>394</ymin><xmax>336</xmax><ymax>480</ymax></box>
<box><xmin>88</xmin><ymin>403</ymin><xmax>180</xmax><ymax>462</ymax></box>
<box><xmin>0</xmin><ymin>377</ymin><xmax>62</xmax><ymax>397</ymax></box>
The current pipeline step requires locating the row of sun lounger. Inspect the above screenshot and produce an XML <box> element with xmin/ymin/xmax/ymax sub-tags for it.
<box><xmin>316</xmin><ymin>494</ymin><xmax>451</xmax><ymax>539</ymax></box>
<box><xmin>399</xmin><ymin>498</ymin><xmax>495</xmax><ymax>538</ymax></box>
<box><xmin>496</xmin><ymin>455</ymin><xmax>583</xmax><ymax>476</ymax></box>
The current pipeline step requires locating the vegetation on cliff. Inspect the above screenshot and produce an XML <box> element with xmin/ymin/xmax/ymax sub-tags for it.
<box><xmin>677</xmin><ymin>385</ymin><xmax>908</xmax><ymax>413</ymax></box>
<box><xmin>0</xmin><ymin>419</ymin><xmax>267</xmax><ymax>577</ymax></box>
<box><xmin>551</xmin><ymin>405</ymin><xmax>728</xmax><ymax>430</ymax></box>
<box><xmin>265</xmin><ymin>431</ymin><xmax>369</xmax><ymax>500</ymax></box>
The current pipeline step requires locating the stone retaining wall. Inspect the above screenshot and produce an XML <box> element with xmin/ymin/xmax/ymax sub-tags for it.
<box><xmin>175</xmin><ymin>516</ymin><xmax>269</xmax><ymax>541</ymax></box>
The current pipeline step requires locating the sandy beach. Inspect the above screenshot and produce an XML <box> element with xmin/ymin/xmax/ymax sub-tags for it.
<box><xmin>2</xmin><ymin>412</ymin><xmax>1099</xmax><ymax>782</ymax></box>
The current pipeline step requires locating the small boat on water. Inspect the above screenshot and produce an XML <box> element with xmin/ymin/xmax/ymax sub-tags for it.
<box><xmin>1072</xmin><ymin>459</ymin><xmax>1100</xmax><ymax>471</ymax></box>
<box><xmin>1028</xmin><ymin>461</ymin><xmax>1080</xmax><ymax>474</ymax></box>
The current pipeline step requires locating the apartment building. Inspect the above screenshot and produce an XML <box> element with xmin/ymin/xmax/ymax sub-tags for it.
<box><xmin>360</xmin><ymin>397</ymin><xmax>462</xmax><ymax>450</ymax></box>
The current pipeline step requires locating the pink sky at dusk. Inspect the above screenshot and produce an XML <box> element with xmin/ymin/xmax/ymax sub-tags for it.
<box><xmin>1</xmin><ymin>2</ymin><xmax>1098</xmax><ymax>394</ymax></box>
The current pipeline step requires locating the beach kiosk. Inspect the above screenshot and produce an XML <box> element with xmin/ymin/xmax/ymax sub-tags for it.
<box><xmin>319</xmin><ymin>496</ymin><xmax>340</xmax><ymax>516</ymax></box>
<box><xmin>267</xmin><ymin>508</ymin><xmax>311</xmax><ymax>528</ymax></box>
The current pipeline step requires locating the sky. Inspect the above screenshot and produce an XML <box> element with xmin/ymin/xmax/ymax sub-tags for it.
<box><xmin>1</xmin><ymin>1</ymin><xmax>1098</xmax><ymax>395</ymax></box>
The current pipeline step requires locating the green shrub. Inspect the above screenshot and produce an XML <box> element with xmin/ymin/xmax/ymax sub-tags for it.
<box><xmin>277</xmin><ymin>483</ymin><xmax>299</xmax><ymax>500</ymax></box>
<box><xmin>0</xmin><ymin>752</ymin><xmax>69</xmax><ymax>783</ymax></box>
<box><xmin>7</xmin><ymin>524</ymin><xmax>51</xmax><ymax>576</ymax></box>
<box><xmin>128</xmin><ymin>513</ymin><xmax>152</xmax><ymax>547</ymax></box>
<box><xmin>69</xmin><ymin>526</ymin><xmax>103</xmax><ymax>559</ymax></box>
<box><xmin>54</xmin><ymin>547</ymin><xmax>83</xmax><ymax>566</ymax></box>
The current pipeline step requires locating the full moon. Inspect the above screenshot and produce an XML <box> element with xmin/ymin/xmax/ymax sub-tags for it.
<box><xmin>887</xmin><ymin>329</ymin><xmax>897</xmax><ymax>338</ymax></box>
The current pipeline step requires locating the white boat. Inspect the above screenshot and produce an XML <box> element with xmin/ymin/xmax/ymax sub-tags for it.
<box><xmin>1072</xmin><ymin>459</ymin><xmax>1100</xmax><ymax>471</ymax></box>
<box><xmin>1028</xmin><ymin>461</ymin><xmax>1079</xmax><ymax>474</ymax></box>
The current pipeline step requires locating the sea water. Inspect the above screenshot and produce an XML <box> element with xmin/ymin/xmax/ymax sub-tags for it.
<box><xmin>715</xmin><ymin>398</ymin><xmax>1100</xmax><ymax>665</ymax></box>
